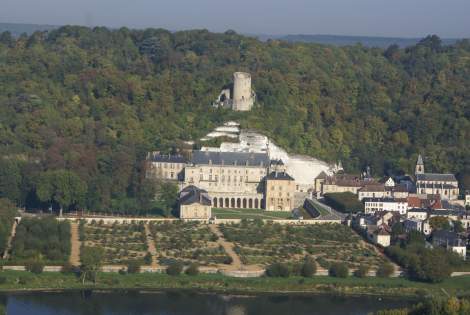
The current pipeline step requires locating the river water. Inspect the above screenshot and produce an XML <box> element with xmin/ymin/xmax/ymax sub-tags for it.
<box><xmin>1</xmin><ymin>291</ymin><xmax>414</xmax><ymax>315</ymax></box>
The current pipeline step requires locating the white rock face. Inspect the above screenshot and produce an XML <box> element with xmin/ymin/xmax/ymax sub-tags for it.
<box><xmin>199</xmin><ymin>122</ymin><xmax>336</xmax><ymax>191</ymax></box>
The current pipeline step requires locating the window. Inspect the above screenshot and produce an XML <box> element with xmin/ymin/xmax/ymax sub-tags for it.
<box><xmin>200</xmin><ymin>174</ymin><xmax>203</xmax><ymax>180</ymax></box>
<box><xmin>209</xmin><ymin>175</ymin><xmax>212</xmax><ymax>181</ymax></box>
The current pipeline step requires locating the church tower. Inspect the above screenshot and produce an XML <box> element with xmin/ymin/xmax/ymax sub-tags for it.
<box><xmin>415</xmin><ymin>154</ymin><xmax>424</xmax><ymax>175</ymax></box>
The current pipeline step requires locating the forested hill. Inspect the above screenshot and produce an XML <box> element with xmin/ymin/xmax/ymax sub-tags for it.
<box><xmin>0</xmin><ymin>27</ymin><xmax>469</xmax><ymax>213</ymax></box>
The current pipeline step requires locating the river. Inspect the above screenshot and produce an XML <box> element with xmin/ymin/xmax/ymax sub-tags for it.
<box><xmin>0</xmin><ymin>291</ymin><xmax>414</xmax><ymax>315</ymax></box>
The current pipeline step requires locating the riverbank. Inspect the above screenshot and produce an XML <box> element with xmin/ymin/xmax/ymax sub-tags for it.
<box><xmin>1</xmin><ymin>271</ymin><xmax>470</xmax><ymax>298</ymax></box>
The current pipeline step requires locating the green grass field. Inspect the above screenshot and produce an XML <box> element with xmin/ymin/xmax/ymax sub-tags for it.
<box><xmin>212</xmin><ymin>208</ymin><xmax>292</xmax><ymax>220</ymax></box>
<box><xmin>1</xmin><ymin>271</ymin><xmax>470</xmax><ymax>298</ymax></box>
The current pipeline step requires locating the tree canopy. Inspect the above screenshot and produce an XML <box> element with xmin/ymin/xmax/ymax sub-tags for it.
<box><xmin>0</xmin><ymin>27</ymin><xmax>469</xmax><ymax>213</ymax></box>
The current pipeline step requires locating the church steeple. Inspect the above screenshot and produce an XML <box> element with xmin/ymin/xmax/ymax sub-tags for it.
<box><xmin>415</xmin><ymin>154</ymin><xmax>424</xmax><ymax>175</ymax></box>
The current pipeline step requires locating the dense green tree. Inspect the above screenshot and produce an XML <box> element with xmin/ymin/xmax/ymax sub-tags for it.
<box><xmin>0</xmin><ymin>27</ymin><xmax>468</xmax><ymax>214</ymax></box>
<box><xmin>300</xmin><ymin>256</ymin><xmax>317</xmax><ymax>277</ymax></box>
<box><xmin>36</xmin><ymin>170</ymin><xmax>87</xmax><ymax>214</ymax></box>
<box><xmin>329</xmin><ymin>263</ymin><xmax>349</xmax><ymax>278</ymax></box>
<box><xmin>429</xmin><ymin>217</ymin><xmax>451</xmax><ymax>231</ymax></box>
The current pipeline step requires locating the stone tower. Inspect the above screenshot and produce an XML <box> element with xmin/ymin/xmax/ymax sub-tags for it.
<box><xmin>232</xmin><ymin>72</ymin><xmax>254</xmax><ymax>111</ymax></box>
<box><xmin>415</xmin><ymin>154</ymin><xmax>424</xmax><ymax>175</ymax></box>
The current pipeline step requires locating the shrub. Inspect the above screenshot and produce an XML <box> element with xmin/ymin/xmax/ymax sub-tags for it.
<box><xmin>354</xmin><ymin>264</ymin><xmax>369</xmax><ymax>278</ymax></box>
<box><xmin>0</xmin><ymin>276</ymin><xmax>7</xmax><ymax>284</ymax></box>
<box><xmin>223</xmin><ymin>256</ymin><xmax>233</xmax><ymax>265</ymax></box>
<box><xmin>25</xmin><ymin>260</ymin><xmax>44</xmax><ymax>274</ymax></box>
<box><xmin>300</xmin><ymin>258</ymin><xmax>317</xmax><ymax>277</ymax></box>
<box><xmin>329</xmin><ymin>263</ymin><xmax>349</xmax><ymax>278</ymax></box>
<box><xmin>376</xmin><ymin>263</ymin><xmax>395</xmax><ymax>278</ymax></box>
<box><xmin>18</xmin><ymin>276</ymin><xmax>31</xmax><ymax>285</ymax></box>
<box><xmin>266</xmin><ymin>263</ymin><xmax>290</xmax><ymax>278</ymax></box>
<box><xmin>185</xmin><ymin>263</ymin><xmax>199</xmax><ymax>276</ymax></box>
<box><xmin>144</xmin><ymin>252</ymin><xmax>152</xmax><ymax>265</ymax></box>
<box><xmin>127</xmin><ymin>261</ymin><xmax>141</xmax><ymax>274</ymax></box>
<box><xmin>166</xmin><ymin>262</ymin><xmax>183</xmax><ymax>276</ymax></box>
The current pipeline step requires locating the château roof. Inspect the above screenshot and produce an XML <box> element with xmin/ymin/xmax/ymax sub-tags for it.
<box><xmin>149</xmin><ymin>154</ymin><xmax>187</xmax><ymax>163</ymax></box>
<box><xmin>179</xmin><ymin>185</ymin><xmax>211</xmax><ymax>206</ymax></box>
<box><xmin>266</xmin><ymin>171</ymin><xmax>294</xmax><ymax>181</ymax></box>
<box><xmin>191</xmin><ymin>151</ymin><xmax>269</xmax><ymax>167</ymax></box>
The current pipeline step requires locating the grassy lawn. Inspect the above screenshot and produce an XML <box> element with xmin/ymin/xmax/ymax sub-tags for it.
<box><xmin>1</xmin><ymin>271</ymin><xmax>470</xmax><ymax>298</ymax></box>
<box><xmin>213</xmin><ymin>208</ymin><xmax>292</xmax><ymax>220</ymax></box>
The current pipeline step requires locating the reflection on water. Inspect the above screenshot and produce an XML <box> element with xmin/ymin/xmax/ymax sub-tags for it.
<box><xmin>3</xmin><ymin>291</ymin><xmax>414</xmax><ymax>315</ymax></box>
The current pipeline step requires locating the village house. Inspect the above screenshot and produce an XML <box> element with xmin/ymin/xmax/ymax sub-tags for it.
<box><xmin>367</xmin><ymin>224</ymin><xmax>391</xmax><ymax>247</ymax></box>
<box><xmin>363</xmin><ymin>197</ymin><xmax>408</xmax><ymax>215</ymax></box>
<box><xmin>404</xmin><ymin>218</ymin><xmax>432</xmax><ymax>235</ymax></box>
<box><xmin>317</xmin><ymin>173</ymin><xmax>377</xmax><ymax>196</ymax></box>
<box><xmin>432</xmin><ymin>230</ymin><xmax>467</xmax><ymax>260</ymax></box>
<box><xmin>406</xmin><ymin>208</ymin><xmax>429</xmax><ymax>220</ymax></box>
<box><xmin>407</xmin><ymin>194</ymin><xmax>443</xmax><ymax>210</ymax></box>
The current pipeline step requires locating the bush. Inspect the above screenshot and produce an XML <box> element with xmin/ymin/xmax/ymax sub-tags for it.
<box><xmin>25</xmin><ymin>260</ymin><xmax>44</xmax><ymax>274</ymax></box>
<box><xmin>0</xmin><ymin>276</ymin><xmax>7</xmax><ymax>284</ymax></box>
<box><xmin>329</xmin><ymin>263</ymin><xmax>349</xmax><ymax>278</ymax></box>
<box><xmin>354</xmin><ymin>264</ymin><xmax>369</xmax><ymax>278</ymax></box>
<box><xmin>127</xmin><ymin>261</ymin><xmax>141</xmax><ymax>274</ymax></box>
<box><xmin>144</xmin><ymin>252</ymin><xmax>152</xmax><ymax>265</ymax></box>
<box><xmin>223</xmin><ymin>256</ymin><xmax>233</xmax><ymax>265</ymax></box>
<box><xmin>266</xmin><ymin>263</ymin><xmax>290</xmax><ymax>278</ymax></box>
<box><xmin>185</xmin><ymin>263</ymin><xmax>199</xmax><ymax>276</ymax></box>
<box><xmin>166</xmin><ymin>262</ymin><xmax>183</xmax><ymax>276</ymax></box>
<box><xmin>300</xmin><ymin>258</ymin><xmax>317</xmax><ymax>277</ymax></box>
<box><xmin>376</xmin><ymin>263</ymin><xmax>394</xmax><ymax>278</ymax></box>
<box><xmin>18</xmin><ymin>276</ymin><xmax>31</xmax><ymax>285</ymax></box>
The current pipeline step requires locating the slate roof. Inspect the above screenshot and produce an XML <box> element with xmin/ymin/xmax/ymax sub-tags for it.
<box><xmin>149</xmin><ymin>154</ymin><xmax>187</xmax><ymax>163</ymax></box>
<box><xmin>417</xmin><ymin>154</ymin><xmax>424</xmax><ymax>165</ymax></box>
<box><xmin>179</xmin><ymin>185</ymin><xmax>211</xmax><ymax>206</ymax></box>
<box><xmin>191</xmin><ymin>151</ymin><xmax>269</xmax><ymax>167</ymax></box>
<box><xmin>363</xmin><ymin>197</ymin><xmax>407</xmax><ymax>203</ymax></box>
<box><xmin>386</xmin><ymin>184</ymin><xmax>409</xmax><ymax>193</ymax></box>
<box><xmin>315</xmin><ymin>171</ymin><xmax>328</xmax><ymax>180</ymax></box>
<box><xmin>432</xmin><ymin>230</ymin><xmax>465</xmax><ymax>247</ymax></box>
<box><xmin>266</xmin><ymin>171</ymin><xmax>294</xmax><ymax>181</ymax></box>
<box><xmin>416</xmin><ymin>173</ymin><xmax>457</xmax><ymax>182</ymax></box>
<box><xmin>359</xmin><ymin>185</ymin><xmax>385</xmax><ymax>192</ymax></box>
